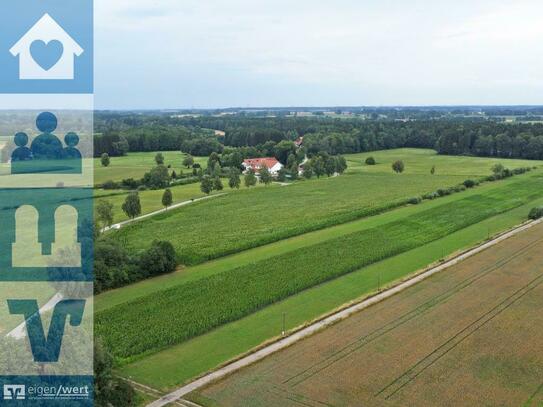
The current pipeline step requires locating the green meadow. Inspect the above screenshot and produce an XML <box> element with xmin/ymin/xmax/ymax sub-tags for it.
<box><xmin>345</xmin><ymin>148</ymin><xmax>540</xmax><ymax>176</ymax></box>
<box><xmin>94</xmin><ymin>182</ymin><xmax>268</xmax><ymax>224</ymax></box>
<box><xmin>104</xmin><ymin>149</ymin><xmax>541</xmax><ymax>265</ymax></box>
<box><xmin>94</xmin><ymin>151</ymin><xmax>207</xmax><ymax>185</ymax></box>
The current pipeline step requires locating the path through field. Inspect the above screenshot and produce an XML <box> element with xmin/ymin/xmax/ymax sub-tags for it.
<box><xmin>102</xmin><ymin>193</ymin><xmax>226</xmax><ymax>232</ymax></box>
<box><xmin>186</xmin><ymin>219</ymin><xmax>543</xmax><ymax>406</ymax></box>
<box><xmin>150</xmin><ymin>218</ymin><xmax>543</xmax><ymax>407</ymax></box>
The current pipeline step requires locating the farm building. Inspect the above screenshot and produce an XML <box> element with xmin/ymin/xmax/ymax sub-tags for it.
<box><xmin>242</xmin><ymin>157</ymin><xmax>283</xmax><ymax>176</ymax></box>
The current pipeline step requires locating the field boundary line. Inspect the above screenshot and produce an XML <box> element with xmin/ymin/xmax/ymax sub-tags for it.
<box><xmin>101</xmin><ymin>193</ymin><xmax>226</xmax><ymax>232</ymax></box>
<box><xmin>146</xmin><ymin>217</ymin><xmax>543</xmax><ymax>407</ymax></box>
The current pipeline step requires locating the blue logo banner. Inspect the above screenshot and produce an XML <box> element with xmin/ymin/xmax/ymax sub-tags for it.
<box><xmin>0</xmin><ymin>0</ymin><xmax>94</xmax><ymax>403</ymax></box>
<box><xmin>0</xmin><ymin>188</ymin><xmax>93</xmax><ymax>282</ymax></box>
<box><xmin>0</xmin><ymin>0</ymin><xmax>93</xmax><ymax>94</ymax></box>
<box><xmin>0</xmin><ymin>376</ymin><xmax>93</xmax><ymax>405</ymax></box>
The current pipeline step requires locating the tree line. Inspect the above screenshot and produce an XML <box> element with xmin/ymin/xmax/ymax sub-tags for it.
<box><xmin>95</xmin><ymin>113</ymin><xmax>543</xmax><ymax>160</ymax></box>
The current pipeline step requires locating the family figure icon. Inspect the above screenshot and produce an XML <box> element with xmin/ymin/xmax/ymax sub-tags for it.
<box><xmin>11</xmin><ymin>111</ymin><xmax>82</xmax><ymax>175</ymax></box>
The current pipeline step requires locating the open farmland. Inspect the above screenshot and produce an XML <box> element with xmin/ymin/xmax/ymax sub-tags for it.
<box><xmin>95</xmin><ymin>173</ymin><xmax>543</xmax><ymax>361</ymax></box>
<box><xmin>106</xmin><ymin>149</ymin><xmax>542</xmax><ymax>265</ymax></box>
<box><xmin>110</xmin><ymin>172</ymin><xmax>463</xmax><ymax>264</ymax></box>
<box><xmin>189</xmin><ymin>221</ymin><xmax>543</xmax><ymax>407</ymax></box>
<box><xmin>115</xmin><ymin>193</ymin><xmax>543</xmax><ymax>390</ymax></box>
<box><xmin>94</xmin><ymin>181</ymin><xmax>269</xmax><ymax>224</ymax></box>
<box><xmin>93</xmin><ymin>151</ymin><xmax>207</xmax><ymax>185</ymax></box>
<box><xmin>345</xmin><ymin>148</ymin><xmax>542</xmax><ymax>176</ymax></box>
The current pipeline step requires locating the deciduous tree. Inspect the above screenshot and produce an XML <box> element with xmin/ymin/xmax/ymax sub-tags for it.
<box><xmin>213</xmin><ymin>177</ymin><xmax>224</xmax><ymax>191</ymax></box>
<box><xmin>260</xmin><ymin>166</ymin><xmax>273</xmax><ymax>185</ymax></box>
<box><xmin>244</xmin><ymin>168</ymin><xmax>257</xmax><ymax>187</ymax></box>
<box><xmin>162</xmin><ymin>188</ymin><xmax>173</xmax><ymax>208</ymax></box>
<box><xmin>122</xmin><ymin>192</ymin><xmax>141</xmax><ymax>219</ymax></box>
<box><xmin>155</xmin><ymin>153</ymin><xmax>164</xmax><ymax>165</ymax></box>
<box><xmin>200</xmin><ymin>175</ymin><xmax>214</xmax><ymax>194</ymax></box>
<box><xmin>96</xmin><ymin>200</ymin><xmax>114</xmax><ymax>230</ymax></box>
<box><xmin>392</xmin><ymin>160</ymin><xmax>405</xmax><ymax>174</ymax></box>
<box><xmin>182</xmin><ymin>154</ymin><xmax>194</xmax><ymax>168</ymax></box>
<box><xmin>101</xmin><ymin>153</ymin><xmax>110</xmax><ymax>167</ymax></box>
<box><xmin>228</xmin><ymin>168</ymin><xmax>241</xmax><ymax>189</ymax></box>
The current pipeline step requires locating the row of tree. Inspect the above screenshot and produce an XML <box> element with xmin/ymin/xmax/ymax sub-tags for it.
<box><xmin>95</xmin><ymin>113</ymin><xmax>543</xmax><ymax>160</ymax></box>
<box><xmin>94</xmin><ymin>125</ymin><xmax>222</xmax><ymax>157</ymax></box>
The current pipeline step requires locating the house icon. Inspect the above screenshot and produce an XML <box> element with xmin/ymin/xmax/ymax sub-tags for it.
<box><xmin>9</xmin><ymin>13</ymin><xmax>84</xmax><ymax>80</ymax></box>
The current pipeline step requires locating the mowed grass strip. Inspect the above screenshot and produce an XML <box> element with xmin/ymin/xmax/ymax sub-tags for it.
<box><xmin>95</xmin><ymin>175</ymin><xmax>543</xmax><ymax>360</ymax></box>
<box><xmin>111</xmin><ymin>172</ymin><xmax>468</xmax><ymax>265</ymax></box>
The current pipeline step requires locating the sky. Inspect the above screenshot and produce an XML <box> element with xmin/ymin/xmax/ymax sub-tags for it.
<box><xmin>95</xmin><ymin>0</ymin><xmax>543</xmax><ymax>109</ymax></box>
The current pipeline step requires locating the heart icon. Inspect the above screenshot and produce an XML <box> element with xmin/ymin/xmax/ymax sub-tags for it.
<box><xmin>30</xmin><ymin>40</ymin><xmax>64</xmax><ymax>71</ymax></box>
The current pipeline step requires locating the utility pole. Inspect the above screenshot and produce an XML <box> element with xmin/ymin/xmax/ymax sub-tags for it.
<box><xmin>282</xmin><ymin>313</ymin><xmax>286</xmax><ymax>337</ymax></box>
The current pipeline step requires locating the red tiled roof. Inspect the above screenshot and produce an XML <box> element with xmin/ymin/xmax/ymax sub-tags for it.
<box><xmin>243</xmin><ymin>157</ymin><xmax>280</xmax><ymax>169</ymax></box>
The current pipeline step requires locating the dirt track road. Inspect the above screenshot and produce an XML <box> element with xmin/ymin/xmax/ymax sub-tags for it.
<box><xmin>147</xmin><ymin>218</ymin><xmax>543</xmax><ymax>407</ymax></box>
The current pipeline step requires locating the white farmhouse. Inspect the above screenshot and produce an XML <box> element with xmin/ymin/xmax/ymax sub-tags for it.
<box><xmin>242</xmin><ymin>157</ymin><xmax>284</xmax><ymax>176</ymax></box>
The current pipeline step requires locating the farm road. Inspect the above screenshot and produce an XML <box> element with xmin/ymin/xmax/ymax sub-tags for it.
<box><xmin>146</xmin><ymin>217</ymin><xmax>543</xmax><ymax>407</ymax></box>
<box><xmin>102</xmin><ymin>193</ymin><xmax>226</xmax><ymax>232</ymax></box>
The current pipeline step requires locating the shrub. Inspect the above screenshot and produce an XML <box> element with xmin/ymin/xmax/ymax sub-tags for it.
<box><xmin>139</xmin><ymin>241</ymin><xmax>177</xmax><ymax>278</ymax></box>
<box><xmin>94</xmin><ymin>339</ymin><xmax>137</xmax><ymax>407</ymax></box>
<box><xmin>143</xmin><ymin>165</ymin><xmax>170</xmax><ymax>189</ymax></box>
<box><xmin>491</xmin><ymin>163</ymin><xmax>505</xmax><ymax>175</ymax></box>
<box><xmin>94</xmin><ymin>240</ymin><xmax>137</xmax><ymax>294</ymax></box>
<box><xmin>392</xmin><ymin>160</ymin><xmax>405</xmax><ymax>174</ymax></box>
<box><xmin>121</xmin><ymin>178</ymin><xmax>141</xmax><ymax>190</ymax></box>
<box><xmin>529</xmin><ymin>207</ymin><xmax>543</xmax><ymax>220</ymax></box>
<box><xmin>170</xmin><ymin>177</ymin><xmax>200</xmax><ymax>187</ymax></box>
<box><xmin>463</xmin><ymin>179</ymin><xmax>476</xmax><ymax>188</ymax></box>
<box><xmin>422</xmin><ymin>192</ymin><xmax>439</xmax><ymax>200</ymax></box>
<box><xmin>408</xmin><ymin>196</ymin><xmax>422</xmax><ymax>205</ymax></box>
<box><xmin>365</xmin><ymin>157</ymin><xmax>376</xmax><ymax>165</ymax></box>
<box><xmin>102</xmin><ymin>180</ymin><xmax>119</xmax><ymax>190</ymax></box>
<box><xmin>101</xmin><ymin>153</ymin><xmax>110</xmax><ymax>167</ymax></box>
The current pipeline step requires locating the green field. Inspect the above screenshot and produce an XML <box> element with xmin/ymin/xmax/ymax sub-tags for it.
<box><xmin>188</xmin><ymin>222</ymin><xmax>543</xmax><ymax>407</ymax></box>
<box><xmin>104</xmin><ymin>149</ymin><xmax>540</xmax><ymax>265</ymax></box>
<box><xmin>96</xmin><ymin>174</ymin><xmax>543</xmax><ymax>362</ymax></box>
<box><xmin>94</xmin><ymin>182</ymin><xmax>269</xmax><ymax>224</ymax></box>
<box><xmin>94</xmin><ymin>184</ymin><xmax>211</xmax><ymax>222</ymax></box>
<box><xmin>110</xmin><ymin>181</ymin><xmax>543</xmax><ymax>390</ymax></box>
<box><xmin>109</xmin><ymin>172</ymin><xmax>463</xmax><ymax>264</ymax></box>
<box><xmin>346</xmin><ymin>148</ymin><xmax>540</xmax><ymax>176</ymax></box>
<box><xmin>94</xmin><ymin>151</ymin><xmax>207</xmax><ymax>185</ymax></box>
<box><xmin>93</xmin><ymin>149</ymin><xmax>543</xmax><ymax>392</ymax></box>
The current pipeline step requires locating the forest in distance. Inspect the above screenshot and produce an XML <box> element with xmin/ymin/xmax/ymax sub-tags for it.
<box><xmin>94</xmin><ymin>106</ymin><xmax>543</xmax><ymax>162</ymax></box>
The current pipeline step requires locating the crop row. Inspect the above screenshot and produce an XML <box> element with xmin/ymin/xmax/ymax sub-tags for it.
<box><xmin>111</xmin><ymin>173</ymin><xmax>471</xmax><ymax>265</ymax></box>
<box><xmin>95</xmin><ymin>175</ymin><xmax>543</xmax><ymax>361</ymax></box>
